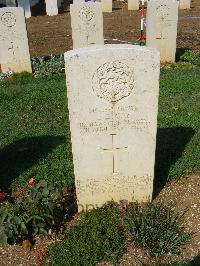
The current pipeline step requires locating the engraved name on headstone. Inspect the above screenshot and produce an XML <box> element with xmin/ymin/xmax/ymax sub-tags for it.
<box><xmin>65</xmin><ymin>44</ymin><xmax>160</xmax><ymax>211</ymax></box>
<box><xmin>0</xmin><ymin>7</ymin><xmax>32</xmax><ymax>73</ymax></box>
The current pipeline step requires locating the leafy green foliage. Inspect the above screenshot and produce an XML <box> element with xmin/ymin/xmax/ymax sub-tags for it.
<box><xmin>0</xmin><ymin>179</ymin><xmax>70</xmax><ymax>244</ymax></box>
<box><xmin>125</xmin><ymin>202</ymin><xmax>191</xmax><ymax>258</ymax></box>
<box><xmin>44</xmin><ymin>203</ymin><xmax>125</xmax><ymax>266</ymax></box>
<box><xmin>180</xmin><ymin>50</ymin><xmax>200</xmax><ymax>66</ymax></box>
<box><xmin>31</xmin><ymin>55</ymin><xmax>65</xmax><ymax>77</ymax></box>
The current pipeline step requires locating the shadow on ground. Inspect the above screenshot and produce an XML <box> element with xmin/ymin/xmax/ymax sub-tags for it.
<box><xmin>0</xmin><ymin>135</ymin><xmax>66</xmax><ymax>191</ymax></box>
<box><xmin>176</xmin><ymin>47</ymin><xmax>191</xmax><ymax>62</ymax></box>
<box><xmin>153</xmin><ymin>127</ymin><xmax>195</xmax><ymax>198</ymax></box>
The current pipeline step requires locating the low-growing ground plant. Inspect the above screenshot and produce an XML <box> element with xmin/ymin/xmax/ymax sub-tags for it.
<box><xmin>180</xmin><ymin>50</ymin><xmax>200</xmax><ymax>66</ymax></box>
<box><xmin>0</xmin><ymin>178</ymin><xmax>70</xmax><ymax>244</ymax></box>
<box><xmin>125</xmin><ymin>202</ymin><xmax>191</xmax><ymax>258</ymax></box>
<box><xmin>31</xmin><ymin>54</ymin><xmax>65</xmax><ymax>77</ymax></box>
<box><xmin>44</xmin><ymin>202</ymin><xmax>126</xmax><ymax>266</ymax></box>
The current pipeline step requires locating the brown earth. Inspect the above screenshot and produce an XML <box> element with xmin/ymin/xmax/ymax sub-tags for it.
<box><xmin>26</xmin><ymin>0</ymin><xmax>200</xmax><ymax>58</ymax></box>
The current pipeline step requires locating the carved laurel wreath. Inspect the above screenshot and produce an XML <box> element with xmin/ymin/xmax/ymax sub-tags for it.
<box><xmin>1</xmin><ymin>12</ymin><xmax>16</xmax><ymax>27</ymax></box>
<box><xmin>92</xmin><ymin>61</ymin><xmax>135</xmax><ymax>104</ymax></box>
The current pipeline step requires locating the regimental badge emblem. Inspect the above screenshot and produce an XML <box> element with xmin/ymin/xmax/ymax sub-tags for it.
<box><xmin>92</xmin><ymin>61</ymin><xmax>134</xmax><ymax>104</ymax></box>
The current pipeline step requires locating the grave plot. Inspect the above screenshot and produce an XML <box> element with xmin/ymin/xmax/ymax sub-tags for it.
<box><xmin>0</xmin><ymin>0</ymin><xmax>199</xmax><ymax>265</ymax></box>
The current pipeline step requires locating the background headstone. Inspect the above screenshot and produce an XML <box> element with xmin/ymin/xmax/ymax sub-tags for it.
<box><xmin>179</xmin><ymin>0</ymin><xmax>190</xmax><ymax>9</ymax></box>
<box><xmin>101</xmin><ymin>0</ymin><xmax>112</xmax><ymax>12</ymax></box>
<box><xmin>146</xmin><ymin>0</ymin><xmax>179</xmax><ymax>62</ymax></box>
<box><xmin>6</xmin><ymin>0</ymin><xmax>16</xmax><ymax>6</ymax></box>
<box><xmin>128</xmin><ymin>0</ymin><xmax>139</xmax><ymax>11</ymax></box>
<box><xmin>0</xmin><ymin>7</ymin><xmax>32</xmax><ymax>72</ymax></box>
<box><xmin>70</xmin><ymin>1</ymin><xmax>104</xmax><ymax>49</ymax></box>
<box><xmin>65</xmin><ymin>44</ymin><xmax>160</xmax><ymax>212</ymax></box>
<box><xmin>18</xmin><ymin>0</ymin><xmax>31</xmax><ymax>18</ymax></box>
<box><xmin>57</xmin><ymin>0</ymin><xmax>61</xmax><ymax>8</ymax></box>
<box><xmin>45</xmin><ymin>0</ymin><xmax>58</xmax><ymax>16</ymax></box>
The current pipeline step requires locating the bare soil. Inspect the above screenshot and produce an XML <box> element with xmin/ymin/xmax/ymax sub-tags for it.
<box><xmin>26</xmin><ymin>0</ymin><xmax>200</xmax><ymax>58</ymax></box>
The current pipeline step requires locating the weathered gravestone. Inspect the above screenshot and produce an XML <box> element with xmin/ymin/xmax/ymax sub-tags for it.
<box><xmin>65</xmin><ymin>44</ymin><xmax>160</xmax><ymax>212</ymax></box>
<box><xmin>128</xmin><ymin>0</ymin><xmax>139</xmax><ymax>11</ymax></box>
<box><xmin>70</xmin><ymin>1</ymin><xmax>104</xmax><ymax>49</ymax></box>
<box><xmin>18</xmin><ymin>0</ymin><xmax>31</xmax><ymax>18</ymax></box>
<box><xmin>0</xmin><ymin>7</ymin><xmax>32</xmax><ymax>73</ymax></box>
<box><xmin>45</xmin><ymin>0</ymin><xmax>58</xmax><ymax>16</ymax></box>
<box><xmin>146</xmin><ymin>0</ymin><xmax>178</xmax><ymax>62</ymax></box>
<box><xmin>101</xmin><ymin>0</ymin><xmax>112</xmax><ymax>12</ymax></box>
<box><xmin>179</xmin><ymin>0</ymin><xmax>190</xmax><ymax>9</ymax></box>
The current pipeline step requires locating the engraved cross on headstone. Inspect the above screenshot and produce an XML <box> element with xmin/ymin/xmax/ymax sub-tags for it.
<box><xmin>101</xmin><ymin>134</ymin><xmax>128</xmax><ymax>174</ymax></box>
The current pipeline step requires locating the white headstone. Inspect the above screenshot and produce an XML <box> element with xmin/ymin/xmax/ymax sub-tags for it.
<box><xmin>146</xmin><ymin>0</ymin><xmax>178</xmax><ymax>62</ymax></box>
<box><xmin>65</xmin><ymin>44</ymin><xmax>160</xmax><ymax>212</ymax></box>
<box><xmin>6</xmin><ymin>0</ymin><xmax>16</xmax><ymax>7</ymax></box>
<box><xmin>128</xmin><ymin>0</ymin><xmax>139</xmax><ymax>11</ymax></box>
<box><xmin>101</xmin><ymin>0</ymin><xmax>112</xmax><ymax>12</ymax></box>
<box><xmin>18</xmin><ymin>0</ymin><xmax>31</xmax><ymax>18</ymax></box>
<box><xmin>45</xmin><ymin>0</ymin><xmax>58</xmax><ymax>16</ymax></box>
<box><xmin>179</xmin><ymin>0</ymin><xmax>190</xmax><ymax>9</ymax></box>
<box><xmin>0</xmin><ymin>7</ymin><xmax>32</xmax><ymax>73</ymax></box>
<box><xmin>70</xmin><ymin>2</ymin><xmax>104</xmax><ymax>49</ymax></box>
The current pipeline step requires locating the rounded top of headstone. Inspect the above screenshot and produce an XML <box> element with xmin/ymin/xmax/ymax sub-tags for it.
<box><xmin>64</xmin><ymin>44</ymin><xmax>160</xmax><ymax>58</ymax></box>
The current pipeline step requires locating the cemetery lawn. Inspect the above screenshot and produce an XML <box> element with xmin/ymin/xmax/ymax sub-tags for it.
<box><xmin>0</xmin><ymin>66</ymin><xmax>199</xmax><ymax>191</ymax></box>
<box><xmin>0</xmin><ymin>66</ymin><xmax>199</xmax><ymax>264</ymax></box>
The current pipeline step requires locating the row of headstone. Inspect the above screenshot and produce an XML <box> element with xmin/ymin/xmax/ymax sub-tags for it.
<box><xmin>128</xmin><ymin>0</ymin><xmax>191</xmax><ymax>10</ymax></box>
<box><xmin>1</xmin><ymin>0</ymin><xmax>113</xmax><ymax>18</ymax></box>
<box><xmin>0</xmin><ymin>0</ymin><xmax>179</xmax><ymax>74</ymax></box>
<box><xmin>2</xmin><ymin>0</ymin><xmax>61</xmax><ymax>17</ymax></box>
<box><xmin>71</xmin><ymin>0</ymin><xmax>179</xmax><ymax>63</ymax></box>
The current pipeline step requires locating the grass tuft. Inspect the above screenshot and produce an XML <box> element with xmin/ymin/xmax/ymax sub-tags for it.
<box><xmin>125</xmin><ymin>202</ymin><xmax>191</xmax><ymax>258</ymax></box>
<box><xmin>44</xmin><ymin>202</ymin><xmax>125</xmax><ymax>265</ymax></box>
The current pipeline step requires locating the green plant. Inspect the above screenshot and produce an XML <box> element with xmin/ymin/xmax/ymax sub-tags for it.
<box><xmin>180</xmin><ymin>50</ymin><xmax>200</xmax><ymax>66</ymax></box>
<box><xmin>31</xmin><ymin>54</ymin><xmax>65</xmax><ymax>77</ymax></box>
<box><xmin>125</xmin><ymin>202</ymin><xmax>191</xmax><ymax>258</ymax></box>
<box><xmin>44</xmin><ymin>202</ymin><xmax>126</xmax><ymax>265</ymax></box>
<box><xmin>0</xmin><ymin>179</ymin><xmax>70</xmax><ymax>244</ymax></box>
